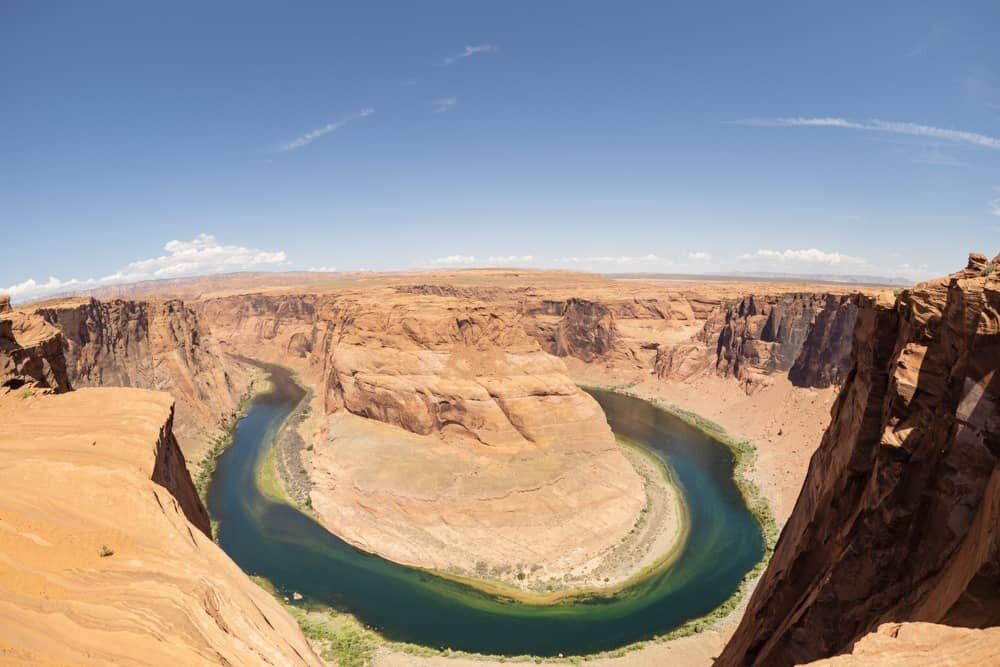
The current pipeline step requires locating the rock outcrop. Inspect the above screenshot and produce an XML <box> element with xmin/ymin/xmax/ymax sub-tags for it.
<box><xmin>655</xmin><ymin>292</ymin><xmax>861</xmax><ymax>393</ymax></box>
<box><xmin>788</xmin><ymin>294</ymin><xmax>859</xmax><ymax>388</ymax></box>
<box><xmin>0</xmin><ymin>386</ymin><xmax>320</xmax><ymax>665</ymax></box>
<box><xmin>195</xmin><ymin>291</ymin><xmax>648</xmax><ymax>590</ymax></box>
<box><xmin>31</xmin><ymin>298</ymin><xmax>252</xmax><ymax>460</ymax></box>
<box><xmin>0</xmin><ymin>297</ymin><xmax>71</xmax><ymax>393</ymax></box>
<box><xmin>718</xmin><ymin>253</ymin><xmax>1000</xmax><ymax>666</ymax></box>
<box><xmin>552</xmin><ymin>298</ymin><xmax>618</xmax><ymax>362</ymax></box>
<box><xmin>801</xmin><ymin>622</ymin><xmax>1000</xmax><ymax>667</ymax></box>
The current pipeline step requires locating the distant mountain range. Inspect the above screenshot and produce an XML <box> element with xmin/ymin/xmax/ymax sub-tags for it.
<box><xmin>611</xmin><ymin>270</ymin><xmax>913</xmax><ymax>287</ymax></box>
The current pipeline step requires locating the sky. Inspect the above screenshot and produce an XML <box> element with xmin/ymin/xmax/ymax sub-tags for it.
<box><xmin>3</xmin><ymin>1</ymin><xmax>999</xmax><ymax>301</ymax></box>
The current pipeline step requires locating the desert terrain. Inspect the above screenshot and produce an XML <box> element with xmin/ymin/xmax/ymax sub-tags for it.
<box><xmin>3</xmin><ymin>256</ymin><xmax>998</xmax><ymax>666</ymax></box>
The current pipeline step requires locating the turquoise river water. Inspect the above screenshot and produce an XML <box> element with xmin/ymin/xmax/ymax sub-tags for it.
<box><xmin>206</xmin><ymin>362</ymin><xmax>764</xmax><ymax>656</ymax></box>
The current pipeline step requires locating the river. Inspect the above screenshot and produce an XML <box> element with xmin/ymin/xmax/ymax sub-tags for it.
<box><xmin>207</xmin><ymin>362</ymin><xmax>764</xmax><ymax>656</ymax></box>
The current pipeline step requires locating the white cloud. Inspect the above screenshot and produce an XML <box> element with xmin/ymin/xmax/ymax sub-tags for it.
<box><xmin>432</xmin><ymin>97</ymin><xmax>457</xmax><ymax>113</ymax></box>
<box><xmin>3</xmin><ymin>276</ymin><xmax>98</xmax><ymax>300</ymax></box>
<box><xmin>308</xmin><ymin>266</ymin><xmax>337</xmax><ymax>272</ymax></box>
<box><xmin>738</xmin><ymin>248</ymin><xmax>866</xmax><ymax>266</ymax></box>
<box><xmin>443</xmin><ymin>43</ymin><xmax>497</xmax><ymax>65</ymax></box>
<box><xmin>991</xmin><ymin>188</ymin><xmax>1000</xmax><ymax>217</ymax></box>
<box><xmin>427</xmin><ymin>254</ymin><xmax>477</xmax><ymax>266</ymax></box>
<box><xmin>485</xmin><ymin>255</ymin><xmax>534</xmax><ymax>265</ymax></box>
<box><xmin>732</xmin><ymin>116</ymin><xmax>1000</xmax><ymax>150</ymax></box>
<box><xmin>553</xmin><ymin>254</ymin><xmax>666</xmax><ymax>265</ymax></box>
<box><xmin>274</xmin><ymin>108</ymin><xmax>374</xmax><ymax>152</ymax></box>
<box><xmin>3</xmin><ymin>234</ymin><xmax>288</xmax><ymax>302</ymax></box>
<box><xmin>687</xmin><ymin>251</ymin><xmax>712</xmax><ymax>262</ymax></box>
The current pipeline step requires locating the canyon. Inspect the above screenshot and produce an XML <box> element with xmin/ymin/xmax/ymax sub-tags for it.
<box><xmin>0</xmin><ymin>304</ymin><xmax>321</xmax><ymax>665</ymax></box>
<box><xmin>2</xmin><ymin>258</ymin><xmax>998</xmax><ymax>665</ymax></box>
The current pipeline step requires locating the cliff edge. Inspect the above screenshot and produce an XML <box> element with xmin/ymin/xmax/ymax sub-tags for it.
<box><xmin>718</xmin><ymin>253</ymin><xmax>1000</xmax><ymax>666</ymax></box>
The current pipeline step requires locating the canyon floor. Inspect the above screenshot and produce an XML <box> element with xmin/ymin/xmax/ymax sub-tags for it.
<box><xmin>9</xmin><ymin>264</ymin><xmax>994</xmax><ymax>666</ymax></box>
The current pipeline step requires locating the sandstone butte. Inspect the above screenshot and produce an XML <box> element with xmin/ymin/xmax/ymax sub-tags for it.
<box><xmin>2</xmin><ymin>255</ymin><xmax>998</xmax><ymax>665</ymax></box>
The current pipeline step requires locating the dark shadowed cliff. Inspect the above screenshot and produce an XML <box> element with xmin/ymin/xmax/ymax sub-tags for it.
<box><xmin>718</xmin><ymin>253</ymin><xmax>1000</xmax><ymax>666</ymax></box>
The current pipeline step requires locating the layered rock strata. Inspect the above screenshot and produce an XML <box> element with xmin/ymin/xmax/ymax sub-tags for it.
<box><xmin>0</xmin><ymin>333</ymin><xmax>320</xmax><ymax>665</ymax></box>
<box><xmin>718</xmin><ymin>253</ymin><xmax>1000</xmax><ymax>666</ymax></box>
<box><xmin>29</xmin><ymin>297</ymin><xmax>251</xmax><ymax>460</ymax></box>
<box><xmin>0</xmin><ymin>299</ymin><xmax>70</xmax><ymax>393</ymax></box>
<box><xmin>655</xmin><ymin>292</ymin><xmax>860</xmax><ymax>394</ymax></box>
<box><xmin>196</xmin><ymin>292</ymin><xmax>649</xmax><ymax>590</ymax></box>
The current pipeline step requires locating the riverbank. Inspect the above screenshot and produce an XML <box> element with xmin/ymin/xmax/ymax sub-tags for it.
<box><xmin>194</xmin><ymin>365</ymin><xmax>270</xmax><ymax>507</ymax></box>
<box><xmin>215</xmin><ymin>364</ymin><xmax>766</xmax><ymax>661</ymax></box>
<box><xmin>257</xmin><ymin>379</ymin><xmax>314</xmax><ymax>510</ymax></box>
<box><xmin>565</xmin><ymin>360</ymin><xmax>836</xmax><ymax>526</ymax></box>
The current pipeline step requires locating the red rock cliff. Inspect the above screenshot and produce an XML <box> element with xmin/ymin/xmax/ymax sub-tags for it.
<box><xmin>32</xmin><ymin>297</ymin><xmax>251</xmax><ymax>459</ymax></box>
<box><xmin>1</xmin><ymin>295</ymin><xmax>71</xmax><ymax>393</ymax></box>
<box><xmin>718</xmin><ymin>253</ymin><xmax>1000</xmax><ymax>666</ymax></box>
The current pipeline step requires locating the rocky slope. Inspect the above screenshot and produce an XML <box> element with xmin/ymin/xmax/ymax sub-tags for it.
<box><xmin>0</xmin><ymin>316</ymin><xmax>321</xmax><ymax>666</ymax></box>
<box><xmin>61</xmin><ymin>272</ymin><xmax>873</xmax><ymax>581</ymax></box>
<box><xmin>27</xmin><ymin>297</ymin><xmax>252</xmax><ymax>461</ymax></box>
<box><xmin>196</xmin><ymin>291</ymin><xmax>650</xmax><ymax>592</ymax></box>
<box><xmin>718</xmin><ymin>253</ymin><xmax>1000</xmax><ymax>666</ymax></box>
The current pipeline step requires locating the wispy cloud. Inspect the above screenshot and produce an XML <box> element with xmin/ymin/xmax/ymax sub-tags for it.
<box><xmin>443</xmin><ymin>43</ymin><xmax>497</xmax><ymax>65</ymax></box>
<box><xmin>274</xmin><ymin>108</ymin><xmax>374</xmax><ymax>152</ymax></box>
<box><xmin>687</xmin><ymin>251</ymin><xmax>712</xmax><ymax>262</ymax></box>
<box><xmin>732</xmin><ymin>116</ymin><xmax>1000</xmax><ymax>150</ymax></box>
<box><xmin>990</xmin><ymin>188</ymin><xmax>1000</xmax><ymax>217</ymax></box>
<box><xmin>431</xmin><ymin>97</ymin><xmax>457</xmax><ymax>113</ymax></box>
<box><xmin>738</xmin><ymin>248</ymin><xmax>865</xmax><ymax>266</ymax></box>
<box><xmin>553</xmin><ymin>254</ymin><xmax>667</xmax><ymax>265</ymax></box>
<box><xmin>308</xmin><ymin>266</ymin><xmax>337</xmax><ymax>272</ymax></box>
<box><xmin>3</xmin><ymin>234</ymin><xmax>288</xmax><ymax>302</ymax></box>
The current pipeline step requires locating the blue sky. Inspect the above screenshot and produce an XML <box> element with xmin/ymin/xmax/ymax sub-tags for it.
<box><xmin>3</xmin><ymin>2</ymin><xmax>999</xmax><ymax>300</ymax></box>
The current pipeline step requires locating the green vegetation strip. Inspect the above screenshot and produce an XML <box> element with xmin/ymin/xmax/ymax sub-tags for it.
<box><xmin>194</xmin><ymin>371</ymin><xmax>270</xmax><ymax>507</ymax></box>
<box><xmin>243</xmin><ymin>383</ymin><xmax>780</xmax><ymax>664</ymax></box>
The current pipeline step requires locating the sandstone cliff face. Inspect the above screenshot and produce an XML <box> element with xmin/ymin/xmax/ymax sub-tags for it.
<box><xmin>0</xmin><ymin>297</ymin><xmax>71</xmax><ymax>393</ymax></box>
<box><xmin>0</xmin><ymin>387</ymin><xmax>321</xmax><ymax>666</ymax></box>
<box><xmin>552</xmin><ymin>298</ymin><xmax>617</xmax><ymax>362</ymax></box>
<box><xmin>195</xmin><ymin>291</ymin><xmax>648</xmax><ymax>587</ymax></box>
<box><xmin>788</xmin><ymin>294</ymin><xmax>859</xmax><ymax>388</ymax></box>
<box><xmin>718</xmin><ymin>254</ymin><xmax>1000</xmax><ymax>667</ymax></box>
<box><xmin>655</xmin><ymin>292</ymin><xmax>860</xmax><ymax>393</ymax></box>
<box><xmin>32</xmin><ymin>298</ymin><xmax>250</xmax><ymax>460</ymax></box>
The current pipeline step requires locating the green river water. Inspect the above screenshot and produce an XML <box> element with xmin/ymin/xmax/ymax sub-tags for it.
<box><xmin>207</xmin><ymin>362</ymin><xmax>764</xmax><ymax>656</ymax></box>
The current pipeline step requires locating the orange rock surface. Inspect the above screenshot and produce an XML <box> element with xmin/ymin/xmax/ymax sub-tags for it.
<box><xmin>0</xmin><ymin>387</ymin><xmax>320</xmax><ymax>666</ymax></box>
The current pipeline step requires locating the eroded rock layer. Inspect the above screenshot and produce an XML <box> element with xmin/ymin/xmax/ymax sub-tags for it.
<box><xmin>655</xmin><ymin>292</ymin><xmax>860</xmax><ymax>394</ymax></box>
<box><xmin>718</xmin><ymin>253</ymin><xmax>1000</xmax><ymax>666</ymax></box>
<box><xmin>28</xmin><ymin>297</ymin><xmax>252</xmax><ymax>460</ymax></box>
<box><xmin>196</xmin><ymin>291</ymin><xmax>648</xmax><ymax>587</ymax></box>
<box><xmin>0</xmin><ymin>384</ymin><xmax>319</xmax><ymax>665</ymax></box>
<box><xmin>1</xmin><ymin>305</ymin><xmax>70</xmax><ymax>393</ymax></box>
